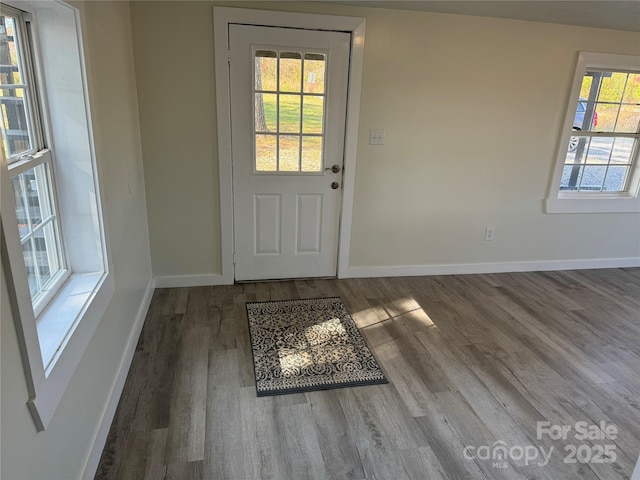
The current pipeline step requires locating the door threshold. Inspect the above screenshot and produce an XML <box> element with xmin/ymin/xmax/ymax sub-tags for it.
<box><xmin>235</xmin><ymin>276</ymin><xmax>337</xmax><ymax>284</ymax></box>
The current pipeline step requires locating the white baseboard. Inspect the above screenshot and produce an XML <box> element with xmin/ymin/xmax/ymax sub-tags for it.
<box><xmin>81</xmin><ymin>277</ymin><xmax>156</xmax><ymax>480</ymax></box>
<box><xmin>154</xmin><ymin>273</ymin><xmax>224</xmax><ymax>288</ymax></box>
<box><xmin>346</xmin><ymin>257</ymin><xmax>640</xmax><ymax>279</ymax></box>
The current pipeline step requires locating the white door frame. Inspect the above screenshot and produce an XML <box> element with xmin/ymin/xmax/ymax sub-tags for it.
<box><xmin>213</xmin><ymin>6</ymin><xmax>365</xmax><ymax>284</ymax></box>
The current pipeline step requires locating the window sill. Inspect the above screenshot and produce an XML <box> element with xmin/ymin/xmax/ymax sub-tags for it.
<box><xmin>37</xmin><ymin>272</ymin><xmax>107</xmax><ymax>374</ymax></box>
<box><xmin>28</xmin><ymin>271</ymin><xmax>114</xmax><ymax>430</ymax></box>
<box><xmin>545</xmin><ymin>194</ymin><xmax>640</xmax><ymax>213</ymax></box>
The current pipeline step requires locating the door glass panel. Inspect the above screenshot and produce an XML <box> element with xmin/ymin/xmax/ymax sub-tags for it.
<box><xmin>255</xmin><ymin>134</ymin><xmax>277</xmax><ymax>171</ymax></box>
<box><xmin>279</xmin><ymin>94</ymin><xmax>301</xmax><ymax>133</ymax></box>
<box><xmin>255</xmin><ymin>93</ymin><xmax>276</xmax><ymax>132</ymax></box>
<box><xmin>280</xmin><ymin>52</ymin><xmax>302</xmax><ymax>92</ymax></box>
<box><xmin>303</xmin><ymin>96</ymin><xmax>324</xmax><ymax>134</ymax></box>
<box><xmin>304</xmin><ymin>53</ymin><xmax>325</xmax><ymax>94</ymax></box>
<box><xmin>255</xmin><ymin>50</ymin><xmax>277</xmax><ymax>91</ymax></box>
<box><xmin>253</xmin><ymin>49</ymin><xmax>327</xmax><ymax>173</ymax></box>
<box><xmin>279</xmin><ymin>135</ymin><xmax>300</xmax><ymax>171</ymax></box>
<box><xmin>301</xmin><ymin>137</ymin><xmax>322</xmax><ymax>172</ymax></box>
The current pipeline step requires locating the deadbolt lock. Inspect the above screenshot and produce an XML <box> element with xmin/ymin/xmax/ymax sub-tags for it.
<box><xmin>331</xmin><ymin>182</ymin><xmax>340</xmax><ymax>190</ymax></box>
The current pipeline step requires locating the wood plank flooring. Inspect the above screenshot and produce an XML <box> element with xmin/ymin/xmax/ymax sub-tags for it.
<box><xmin>95</xmin><ymin>269</ymin><xmax>640</xmax><ymax>480</ymax></box>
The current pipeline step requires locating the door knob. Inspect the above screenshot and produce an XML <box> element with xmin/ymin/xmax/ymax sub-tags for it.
<box><xmin>325</xmin><ymin>164</ymin><xmax>341</xmax><ymax>173</ymax></box>
<box><xmin>331</xmin><ymin>182</ymin><xmax>340</xmax><ymax>190</ymax></box>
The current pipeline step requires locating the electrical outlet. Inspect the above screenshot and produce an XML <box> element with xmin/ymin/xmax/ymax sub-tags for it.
<box><xmin>484</xmin><ymin>227</ymin><xmax>495</xmax><ymax>241</ymax></box>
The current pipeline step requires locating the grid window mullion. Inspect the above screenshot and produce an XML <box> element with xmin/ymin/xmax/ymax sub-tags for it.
<box><xmin>20</xmin><ymin>215</ymin><xmax>56</xmax><ymax>243</ymax></box>
<box><xmin>30</xmin><ymin>236</ymin><xmax>42</xmax><ymax>292</ymax></box>
<box><xmin>600</xmin><ymin>164</ymin><xmax>610</xmax><ymax>192</ymax></box>
<box><xmin>19</xmin><ymin>172</ymin><xmax>33</xmax><ymax>235</ymax></box>
<box><xmin>298</xmin><ymin>53</ymin><xmax>304</xmax><ymax>171</ymax></box>
<box><xmin>42</xmin><ymin>221</ymin><xmax>60</xmax><ymax>278</ymax></box>
<box><xmin>276</xmin><ymin>52</ymin><xmax>280</xmax><ymax>171</ymax></box>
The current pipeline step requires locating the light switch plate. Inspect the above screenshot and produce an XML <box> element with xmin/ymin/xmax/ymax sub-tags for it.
<box><xmin>369</xmin><ymin>129</ymin><xmax>385</xmax><ymax>145</ymax></box>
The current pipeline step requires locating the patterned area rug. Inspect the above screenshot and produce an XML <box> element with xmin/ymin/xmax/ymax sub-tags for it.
<box><xmin>246</xmin><ymin>297</ymin><xmax>388</xmax><ymax>396</ymax></box>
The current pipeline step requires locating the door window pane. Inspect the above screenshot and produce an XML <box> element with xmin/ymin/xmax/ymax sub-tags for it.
<box><xmin>279</xmin><ymin>135</ymin><xmax>300</xmax><ymax>171</ymax></box>
<box><xmin>279</xmin><ymin>94</ymin><xmax>301</xmax><ymax>133</ymax></box>
<box><xmin>255</xmin><ymin>93</ymin><xmax>276</xmax><ymax>132</ymax></box>
<box><xmin>255</xmin><ymin>50</ymin><xmax>277</xmax><ymax>91</ymax></box>
<box><xmin>303</xmin><ymin>96</ymin><xmax>324</xmax><ymax>134</ymax></box>
<box><xmin>304</xmin><ymin>53</ymin><xmax>325</xmax><ymax>94</ymax></box>
<box><xmin>280</xmin><ymin>52</ymin><xmax>301</xmax><ymax>92</ymax></box>
<box><xmin>253</xmin><ymin>50</ymin><xmax>327</xmax><ymax>173</ymax></box>
<box><xmin>255</xmin><ymin>134</ymin><xmax>277</xmax><ymax>171</ymax></box>
<box><xmin>301</xmin><ymin>137</ymin><xmax>322</xmax><ymax>172</ymax></box>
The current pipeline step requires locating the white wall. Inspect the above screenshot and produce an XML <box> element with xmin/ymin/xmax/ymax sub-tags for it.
<box><xmin>132</xmin><ymin>2</ymin><xmax>221</xmax><ymax>277</ymax></box>
<box><xmin>132</xmin><ymin>1</ymin><xmax>640</xmax><ymax>278</ymax></box>
<box><xmin>347</xmin><ymin>7</ymin><xmax>640</xmax><ymax>268</ymax></box>
<box><xmin>0</xmin><ymin>2</ymin><xmax>152</xmax><ymax>479</ymax></box>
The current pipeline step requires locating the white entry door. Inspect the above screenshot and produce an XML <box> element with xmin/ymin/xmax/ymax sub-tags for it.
<box><xmin>229</xmin><ymin>25</ymin><xmax>350</xmax><ymax>281</ymax></box>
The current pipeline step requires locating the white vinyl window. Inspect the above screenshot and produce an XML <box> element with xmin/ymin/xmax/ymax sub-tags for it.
<box><xmin>0</xmin><ymin>0</ymin><xmax>113</xmax><ymax>431</ymax></box>
<box><xmin>1</xmin><ymin>7</ymin><xmax>69</xmax><ymax>314</ymax></box>
<box><xmin>546</xmin><ymin>52</ymin><xmax>640</xmax><ymax>213</ymax></box>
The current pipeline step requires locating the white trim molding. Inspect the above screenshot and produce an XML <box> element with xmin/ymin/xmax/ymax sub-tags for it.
<box><xmin>347</xmin><ymin>257</ymin><xmax>640</xmax><ymax>278</ymax></box>
<box><xmin>213</xmin><ymin>6</ymin><xmax>366</xmax><ymax>284</ymax></box>
<box><xmin>81</xmin><ymin>278</ymin><xmax>155</xmax><ymax>480</ymax></box>
<box><xmin>154</xmin><ymin>274</ymin><xmax>224</xmax><ymax>289</ymax></box>
<box><xmin>1</xmin><ymin>0</ymin><xmax>115</xmax><ymax>431</ymax></box>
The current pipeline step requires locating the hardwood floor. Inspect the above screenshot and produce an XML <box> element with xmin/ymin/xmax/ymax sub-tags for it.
<box><xmin>95</xmin><ymin>269</ymin><xmax>640</xmax><ymax>480</ymax></box>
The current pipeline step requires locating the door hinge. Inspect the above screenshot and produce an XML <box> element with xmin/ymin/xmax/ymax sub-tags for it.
<box><xmin>233</xmin><ymin>252</ymin><xmax>236</xmax><ymax>265</ymax></box>
<box><xmin>227</xmin><ymin>49</ymin><xmax>231</xmax><ymax>65</ymax></box>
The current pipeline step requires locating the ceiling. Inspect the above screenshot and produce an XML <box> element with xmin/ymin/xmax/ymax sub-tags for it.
<box><xmin>327</xmin><ymin>1</ymin><xmax>640</xmax><ymax>32</ymax></box>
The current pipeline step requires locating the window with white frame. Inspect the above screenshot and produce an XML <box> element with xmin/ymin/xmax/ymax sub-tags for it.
<box><xmin>1</xmin><ymin>7</ymin><xmax>69</xmax><ymax>314</ymax></box>
<box><xmin>546</xmin><ymin>52</ymin><xmax>640</xmax><ymax>213</ymax></box>
<box><xmin>0</xmin><ymin>0</ymin><xmax>113</xmax><ymax>431</ymax></box>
